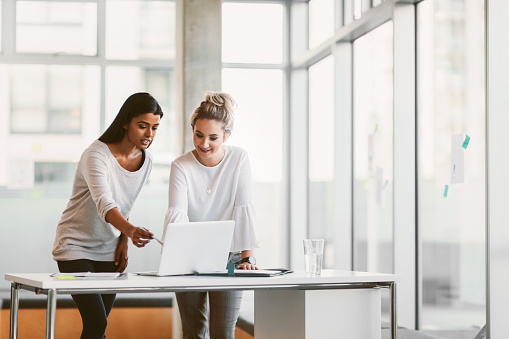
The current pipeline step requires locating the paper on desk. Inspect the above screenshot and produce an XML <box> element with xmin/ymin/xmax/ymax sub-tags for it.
<box><xmin>52</xmin><ymin>272</ymin><xmax>121</xmax><ymax>278</ymax></box>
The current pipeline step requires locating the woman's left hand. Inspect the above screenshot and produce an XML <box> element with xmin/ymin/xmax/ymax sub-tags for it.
<box><xmin>115</xmin><ymin>235</ymin><xmax>129</xmax><ymax>272</ymax></box>
<box><xmin>236</xmin><ymin>263</ymin><xmax>258</xmax><ymax>270</ymax></box>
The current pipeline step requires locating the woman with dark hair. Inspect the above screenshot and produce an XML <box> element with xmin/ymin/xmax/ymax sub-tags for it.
<box><xmin>52</xmin><ymin>92</ymin><xmax>163</xmax><ymax>339</ymax></box>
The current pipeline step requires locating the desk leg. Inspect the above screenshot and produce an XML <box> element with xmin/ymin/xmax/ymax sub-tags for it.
<box><xmin>172</xmin><ymin>294</ymin><xmax>183</xmax><ymax>339</ymax></box>
<box><xmin>390</xmin><ymin>282</ymin><xmax>397</xmax><ymax>339</ymax></box>
<box><xmin>45</xmin><ymin>289</ymin><xmax>57</xmax><ymax>339</ymax></box>
<box><xmin>9</xmin><ymin>283</ymin><xmax>20</xmax><ymax>339</ymax></box>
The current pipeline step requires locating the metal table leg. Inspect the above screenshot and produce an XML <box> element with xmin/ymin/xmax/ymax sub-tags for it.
<box><xmin>45</xmin><ymin>289</ymin><xmax>57</xmax><ymax>339</ymax></box>
<box><xmin>390</xmin><ymin>282</ymin><xmax>397</xmax><ymax>339</ymax></box>
<box><xmin>9</xmin><ymin>282</ymin><xmax>20</xmax><ymax>339</ymax></box>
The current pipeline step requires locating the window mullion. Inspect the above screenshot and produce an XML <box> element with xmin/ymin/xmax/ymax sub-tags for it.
<box><xmin>2</xmin><ymin>0</ymin><xmax>16</xmax><ymax>58</ymax></box>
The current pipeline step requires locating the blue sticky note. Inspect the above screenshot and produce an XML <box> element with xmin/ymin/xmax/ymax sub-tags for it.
<box><xmin>462</xmin><ymin>135</ymin><xmax>470</xmax><ymax>149</ymax></box>
<box><xmin>444</xmin><ymin>185</ymin><xmax>449</xmax><ymax>197</ymax></box>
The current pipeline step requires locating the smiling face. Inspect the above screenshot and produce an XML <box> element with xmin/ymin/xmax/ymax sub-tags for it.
<box><xmin>192</xmin><ymin>119</ymin><xmax>230</xmax><ymax>167</ymax></box>
<box><xmin>124</xmin><ymin>112</ymin><xmax>161</xmax><ymax>149</ymax></box>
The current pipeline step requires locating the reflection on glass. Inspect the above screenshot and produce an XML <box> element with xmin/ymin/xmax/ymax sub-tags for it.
<box><xmin>308</xmin><ymin>56</ymin><xmax>335</xmax><ymax>268</ymax></box>
<box><xmin>222</xmin><ymin>68</ymin><xmax>284</xmax><ymax>267</ymax></box>
<box><xmin>10</xmin><ymin>65</ymin><xmax>97</xmax><ymax>134</ymax></box>
<box><xmin>35</xmin><ymin>163</ymin><xmax>77</xmax><ymax>184</ymax></box>
<box><xmin>16</xmin><ymin>1</ymin><xmax>97</xmax><ymax>55</ymax></box>
<box><xmin>106</xmin><ymin>1</ymin><xmax>175</xmax><ymax>60</ymax></box>
<box><xmin>222</xmin><ymin>3</ymin><xmax>283</xmax><ymax>64</ymax></box>
<box><xmin>105</xmin><ymin>67</ymin><xmax>174</xmax><ymax>156</ymax></box>
<box><xmin>309</xmin><ymin>0</ymin><xmax>334</xmax><ymax>50</ymax></box>
<box><xmin>418</xmin><ymin>0</ymin><xmax>485</xmax><ymax>331</ymax></box>
<box><xmin>353</xmin><ymin>21</ymin><xmax>393</xmax><ymax>274</ymax></box>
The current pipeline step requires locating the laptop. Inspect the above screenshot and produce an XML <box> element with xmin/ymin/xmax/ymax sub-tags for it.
<box><xmin>136</xmin><ymin>220</ymin><xmax>235</xmax><ymax>276</ymax></box>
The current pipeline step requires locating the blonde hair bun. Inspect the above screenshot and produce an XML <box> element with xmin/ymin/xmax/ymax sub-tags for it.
<box><xmin>204</xmin><ymin>91</ymin><xmax>237</xmax><ymax>110</ymax></box>
<box><xmin>190</xmin><ymin>91</ymin><xmax>237</xmax><ymax>134</ymax></box>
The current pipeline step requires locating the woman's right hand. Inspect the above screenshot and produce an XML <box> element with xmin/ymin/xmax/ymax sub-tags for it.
<box><xmin>129</xmin><ymin>226</ymin><xmax>154</xmax><ymax>247</ymax></box>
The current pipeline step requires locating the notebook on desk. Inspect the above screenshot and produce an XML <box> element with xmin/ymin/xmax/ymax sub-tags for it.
<box><xmin>135</xmin><ymin>220</ymin><xmax>235</xmax><ymax>276</ymax></box>
<box><xmin>196</xmin><ymin>268</ymin><xmax>293</xmax><ymax>277</ymax></box>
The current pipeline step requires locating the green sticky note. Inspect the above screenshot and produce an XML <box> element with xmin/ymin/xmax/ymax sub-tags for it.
<box><xmin>462</xmin><ymin>135</ymin><xmax>470</xmax><ymax>149</ymax></box>
<box><xmin>228</xmin><ymin>263</ymin><xmax>235</xmax><ymax>277</ymax></box>
<box><xmin>56</xmin><ymin>276</ymin><xmax>77</xmax><ymax>280</ymax></box>
<box><xmin>443</xmin><ymin>185</ymin><xmax>449</xmax><ymax>197</ymax></box>
<box><xmin>373</xmin><ymin>124</ymin><xmax>379</xmax><ymax>134</ymax></box>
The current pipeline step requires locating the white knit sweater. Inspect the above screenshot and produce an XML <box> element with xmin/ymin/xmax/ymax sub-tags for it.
<box><xmin>52</xmin><ymin>140</ymin><xmax>152</xmax><ymax>261</ymax></box>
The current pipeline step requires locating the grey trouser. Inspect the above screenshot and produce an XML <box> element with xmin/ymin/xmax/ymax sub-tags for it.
<box><xmin>176</xmin><ymin>252</ymin><xmax>243</xmax><ymax>339</ymax></box>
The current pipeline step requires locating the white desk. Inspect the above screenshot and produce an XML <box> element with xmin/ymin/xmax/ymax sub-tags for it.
<box><xmin>5</xmin><ymin>270</ymin><xmax>398</xmax><ymax>339</ymax></box>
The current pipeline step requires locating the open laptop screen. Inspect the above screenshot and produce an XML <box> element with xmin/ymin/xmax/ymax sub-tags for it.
<box><xmin>138</xmin><ymin>220</ymin><xmax>235</xmax><ymax>276</ymax></box>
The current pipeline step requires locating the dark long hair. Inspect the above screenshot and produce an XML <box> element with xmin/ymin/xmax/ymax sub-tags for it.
<box><xmin>99</xmin><ymin>92</ymin><xmax>163</xmax><ymax>144</ymax></box>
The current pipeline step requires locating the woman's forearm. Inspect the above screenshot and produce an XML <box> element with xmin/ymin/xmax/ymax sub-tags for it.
<box><xmin>105</xmin><ymin>207</ymin><xmax>135</xmax><ymax>236</ymax></box>
<box><xmin>119</xmin><ymin>232</ymin><xmax>128</xmax><ymax>244</ymax></box>
<box><xmin>241</xmin><ymin>249</ymin><xmax>255</xmax><ymax>259</ymax></box>
<box><xmin>106</xmin><ymin>208</ymin><xmax>153</xmax><ymax>247</ymax></box>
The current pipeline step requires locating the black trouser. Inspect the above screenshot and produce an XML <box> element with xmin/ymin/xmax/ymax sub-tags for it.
<box><xmin>57</xmin><ymin>260</ymin><xmax>117</xmax><ymax>339</ymax></box>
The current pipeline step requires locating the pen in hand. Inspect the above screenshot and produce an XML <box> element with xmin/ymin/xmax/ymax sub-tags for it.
<box><xmin>142</xmin><ymin>227</ymin><xmax>164</xmax><ymax>245</ymax></box>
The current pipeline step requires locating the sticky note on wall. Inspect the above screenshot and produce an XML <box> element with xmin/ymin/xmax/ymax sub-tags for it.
<box><xmin>462</xmin><ymin>135</ymin><xmax>470</xmax><ymax>149</ymax></box>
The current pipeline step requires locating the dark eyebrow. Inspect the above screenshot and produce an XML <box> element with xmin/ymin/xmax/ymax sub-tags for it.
<box><xmin>138</xmin><ymin>121</ymin><xmax>159</xmax><ymax>126</ymax></box>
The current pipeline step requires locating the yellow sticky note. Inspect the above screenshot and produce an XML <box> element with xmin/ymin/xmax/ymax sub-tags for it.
<box><xmin>56</xmin><ymin>276</ymin><xmax>77</xmax><ymax>280</ymax></box>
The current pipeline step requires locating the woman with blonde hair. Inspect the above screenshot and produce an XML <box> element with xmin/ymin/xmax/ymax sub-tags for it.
<box><xmin>164</xmin><ymin>91</ymin><xmax>259</xmax><ymax>338</ymax></box>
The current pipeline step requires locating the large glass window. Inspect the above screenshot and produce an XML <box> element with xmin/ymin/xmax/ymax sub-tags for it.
<box><xmin>353</xmin><ymin>21</ymin><xmax>394</xmax><ymax>274</ymax></box>
<box><xmin>417</xmin><ymin>0</ymin><xmax>486</xmax><ymax>332</ymax></box>
<box><xmin>308</xmin><ymin>55</ymin><xmax>335</xmax><ymax>268</ymax></box>
<box><xmin>106</xmin><ymin>0</ymin><xmax>176</xmax><ymax>60</ymax></box>
<box><xmin>10</xmin><ymin>65</ymin><xmax>97</xmax><ymax>134</ymax></box>
<box><xmin>222</xmin><ymin>2</ymin><xmax>285</xmax><ymax>268</ymax></box>
<box><xmin>308</xmin><ymin>0</ymin><xmax>334</xmax><ymax>50</ymax></box>
<box><xmin>222</xmin><ymin>2</ymin><xmax>283</xmax><ymax>64</ymax></box>
<box><xmin>16</xmin><ymin>1</ymin><xmax>97</xmax><ymax>55</ymax></box>
<box><xmin>0</xmin><ymin>0</ymin><xmax>175</xmax><ymax>290</ymax></box>
<box><xmin>222</xmin><ymin>68</ymin><xmax>284</xmax><ymax>268</ymax></box>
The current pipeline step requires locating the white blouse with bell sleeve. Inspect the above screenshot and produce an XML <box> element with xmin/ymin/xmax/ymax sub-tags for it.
<box><xmin>163</xmin><ymin>145</ymin><xmax>259</xmax><ymax>252</ymax></box>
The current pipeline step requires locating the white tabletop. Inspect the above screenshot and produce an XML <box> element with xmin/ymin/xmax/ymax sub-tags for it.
<box><xmin>5</xmin><ymin>270</ymin><xmax>398</xmax><ymax>293</ymax></box>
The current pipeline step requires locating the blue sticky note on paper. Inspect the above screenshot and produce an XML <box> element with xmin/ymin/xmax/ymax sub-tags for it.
<box><xmin>462</xmin><ymin>135</ymin><xmax>470</xmax><ymax>149</ymax></box>
<box><xmin>444</xmin><ymin>185</ymin><xmax>449</xmax><ymax>197</ymax></box>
